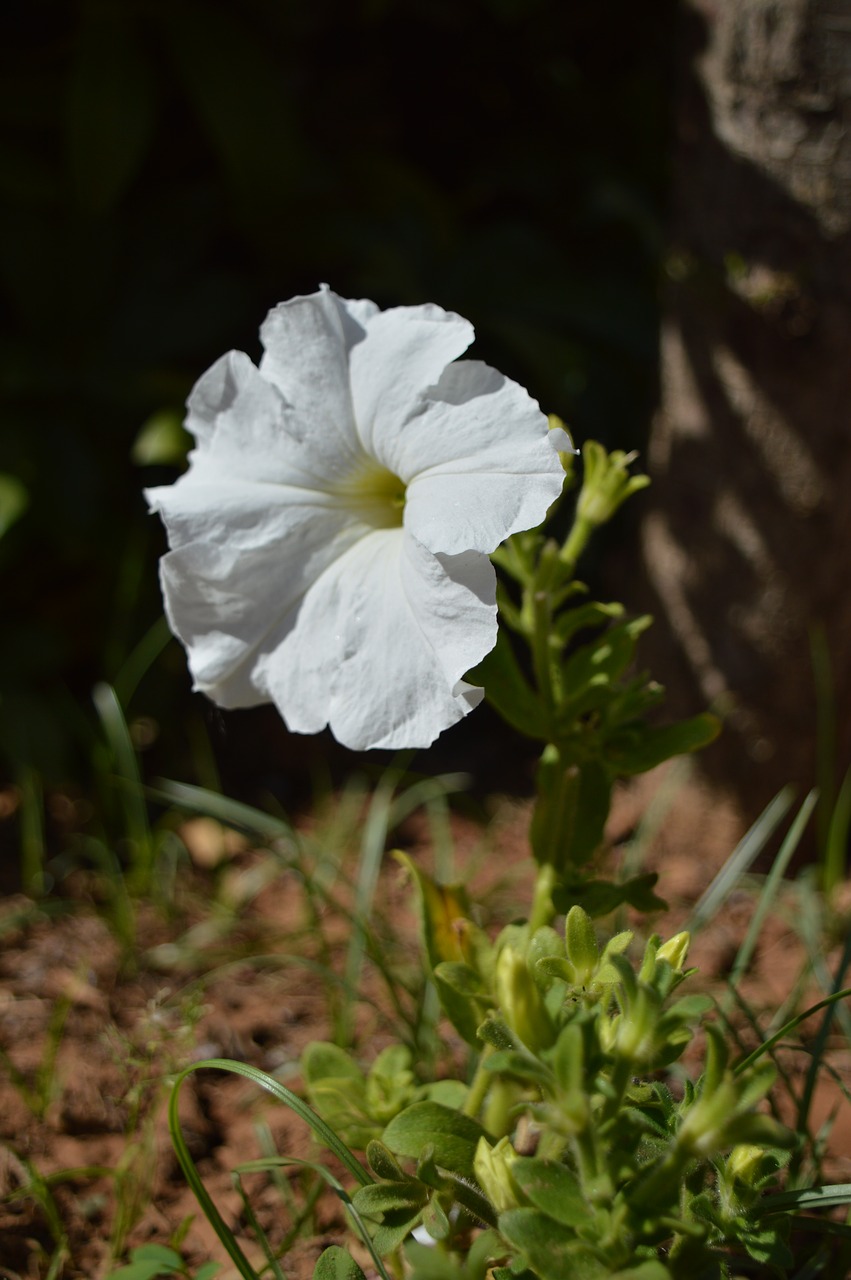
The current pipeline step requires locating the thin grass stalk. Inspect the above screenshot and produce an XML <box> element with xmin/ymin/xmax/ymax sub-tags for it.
<box><xmin>424</xmin><ymin>790</ymin><xmax>455</xmax><ymax>884</ymax></box>
<box><xmin>169</xmin><ymin>1061</ymin><xmax>371</xmax><ymax>1280</ymax></box>
<box><xmin>686</xmin><ymin>787</ymin><xmax>794</xmax><ymax>934</ymax></box>
<box><xmin>111</xmin><ymin>613</ymin><xmax>173</xmax><ymax>708</ymax></box>
<box><xmin>714</xmin><ymin>980</ymin><xmax>803</xmax><ymax>1132</ymax></box>
<box><xmin>93</xmin><ymin>682</ymin><xmax>154</xmax><ymax>895</ymax></box>
<box><xmin>232</xmin><ymin>1174</ymin><xmax>287</xmax><ymax>1280</ymax></box>
<box><xmin>722</xmin><ymin>790</ymin><xmax>817</xmax><ymax>1007</ymax></box>
<box><xmin>792</xmin><ymin>877</ymin><xmax>851</xmax><ymax>1043</ymax></box>
<box><xmin>253</xmin><ymin>1121</ymin><xmax>326</xmax><ymax>1258</ymax></box>
<box><xmin>794</xmin><ymin>927</ymin><xmax>851</xmax><ymax>1176</ymax></box>
<box><xmin>152</xmin><ymin>778</ymin><xmax>298</xmax><ymax>847</ymax></box>
<box><xmin>733</xmin><ymin>986</ymin><xmax>851</xmax><ymax>1075</ymax></box>
<box><xmin>234</xmin><ymin>1157</ymin><xmax>394</xmax><ymax>1280</ymax></box>
<box><xmin>340</xmin><ymin>769</ymin><xmax>403</xmax><ymax>1044</ymax></box>
<box><xmin>823</xmin><ymin>764</ymin><xmax>851</xmax><ymax>896</ymax></box>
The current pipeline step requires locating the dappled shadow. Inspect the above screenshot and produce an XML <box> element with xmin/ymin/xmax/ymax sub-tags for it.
<box><xmin>637</xmin><ymin>2</ymin><xmax>851</xmax><ymax>820</ymax></box>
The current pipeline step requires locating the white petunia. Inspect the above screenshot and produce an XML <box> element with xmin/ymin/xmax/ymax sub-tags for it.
<box><xmin>146</xmin><ymin>286</ymin><xmax>564</xmax><ymax>750</ymax></box>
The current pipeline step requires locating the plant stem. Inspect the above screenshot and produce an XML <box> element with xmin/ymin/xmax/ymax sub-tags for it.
<box><xmin>559</xmin><ymin>513</ymin><xmax>593</xmax><ymax>577</ymax></box>
<box><xmin>463</xmin><ymin>1046</ymin><xmax>496</xmax><ymax>1121</ymax></box>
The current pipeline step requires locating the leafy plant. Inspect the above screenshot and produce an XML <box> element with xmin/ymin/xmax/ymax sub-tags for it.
<box><xmin>155</xmin><ymin>445</ymin><xmax>851</xmax><ymax>1277</ymax></box>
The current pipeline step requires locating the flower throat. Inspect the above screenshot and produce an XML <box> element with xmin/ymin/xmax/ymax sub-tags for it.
<box><xmin>332</xmin><ymin>459</ymin><xmax>406</xmax><ymax>529</ymax></box>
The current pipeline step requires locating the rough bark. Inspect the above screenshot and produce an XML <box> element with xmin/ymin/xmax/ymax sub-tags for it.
<box><xmin>641</xmin><ymin>0</ymin><xmax>851</xmax><ymax>820</ymax></box>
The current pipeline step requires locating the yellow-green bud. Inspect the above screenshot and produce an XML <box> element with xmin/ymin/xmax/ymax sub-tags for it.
<box><xmin>565</xmin><ymin>906</ymin><xmax>599</xmax><ymax>987</ymax></box>
<box><xmin>656</xmin><ymin>931</ymin><xmax>691</xmax><ymax>972</ymax></box>
<box><xmin>473</xmin><ymin>1136</ymin><xmax>522</xmax><ymax>1214</ymax></box>
<box><xmin>576</xmin><ymin>441</ymin><xmax>650</xmax><ymax>528</ymax></box>
<box><xmin>495</xmin><ymin>946</ymin><xmax>556</xmax><ymax>1051</ymax></box>
<box><xmin>726</xmin><ymin>1144</ymin><xmax>766</xmax><ymax>1185</ymax></box>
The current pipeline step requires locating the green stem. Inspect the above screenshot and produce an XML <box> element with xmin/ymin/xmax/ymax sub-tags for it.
<box><xmin>559</xmin><ymin>513</ymin><xmax>594</xmax><ymax>576</ymax></box>
<box><xmin>463</xmin><ymin>1045</ymin><xmax>496</xmax><ymax>1121</ymax></box>
<box><xmin>530</xmin><ymin>745</ymin><xmax>579</xmax><ymax>870</ymax></box>
<box><xmin>530</xmin><ymin>589</ymin><xmax>555</xmax><ymax>710</ymax></box>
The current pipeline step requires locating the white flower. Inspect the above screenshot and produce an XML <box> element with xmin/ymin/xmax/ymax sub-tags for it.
<box><xmin>146</xmin><ymin>286</ymin><xmax>564</xmax><ymax>750</ymax></box>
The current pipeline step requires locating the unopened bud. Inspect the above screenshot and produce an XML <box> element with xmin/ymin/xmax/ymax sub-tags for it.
<box><xmin>656</xmin><ymin>931</ymin><xmax>691</xmax><ymax>972</ymax></box>
<box><xmin>495</xmin><ymin>946</ymin><xmax>556</xmax><ymax>1052</ymax></box>
<box><xmin>473</xmin><ymin>1136</ymin><xmax>522</xmax><ymax>1214</ymax></box>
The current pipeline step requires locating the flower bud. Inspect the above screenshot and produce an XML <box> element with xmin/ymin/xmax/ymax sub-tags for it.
<box><xmin>576</xmin><ymin>441</ymin><xmax>650</xmax><ymax>528</ymax></box>
<box><xmin>564</xmin><ymin>906</ymin><xmax>599</xmax><ymax>987</ymax></box>
<box><xmin>495</xmin><ymin>946</ymin><xmax>556</xmax><ymax>1052</ymax></box>
<box><xmin>656</xmin><ymin>931</ymin><xmax>691</xmax><ymax>972</ymax></box>
<box><xmin>473</xmin><ymin>1136</ymin><xmax>522</xmax><ymax>1214</ymax></box>
<box><xmin>726</xmin><ymin>1144</ymin><xmax>766</xmax><ymax>1186</ymax></box>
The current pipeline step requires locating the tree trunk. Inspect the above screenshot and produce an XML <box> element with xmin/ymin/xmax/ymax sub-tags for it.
<box><xmin>641</xmin><ymin>0</ymin><xmax>851</xmax><ymax>823</ymax></box>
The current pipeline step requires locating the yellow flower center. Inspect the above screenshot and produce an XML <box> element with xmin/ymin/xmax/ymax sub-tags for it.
<box><xmin>332</xmin><ymin>460</ymin><xmax>407</xmax><ymax>529</ymax></box>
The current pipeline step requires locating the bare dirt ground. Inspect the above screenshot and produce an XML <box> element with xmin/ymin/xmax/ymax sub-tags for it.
<box><xmin>1</xmin><ymin>767</ymin><xmax>850</xmax><ymax>1279</ymax></box>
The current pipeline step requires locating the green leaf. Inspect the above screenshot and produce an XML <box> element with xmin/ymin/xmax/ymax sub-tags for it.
<box><xmin>499</xmin><ymin>1209</ymin><xmax>607</xmax><ymax>1280</ymax></box>
<box><xmin>403</xmin><ymin>1241</ymin><xmax>460</xmax><ymax>1279</ymax></box>
<box><xmin>421</xmin><ymin>1195</ymin><xmax>451</xmax><ymax>1240</ymax></box>
<box><xmin>353</xmin><ymin>1181</ymin><xmax>428</xmax><ymax>1214</ymax></box>
<box><xmin>434</xmin><ymin>961</ymin><xmax>486</xmax><ymax>998</ymax></box>
<box><xmin>552</xmin><ymin>873</ymin><xmax>666</xmax><ymax>918</ymax></box>
<box><xmin>433</xmin><ymin>968</ymin><xmax>487</xmax><ymax>1047</ymax></box>
<box><xmin>569</xmin><ymin>761</ymin><xmax>613</xmax><ymax>864</ymax></box>
<box><xmin>194</xmin><ymin>1266</ymin><xmax>221</xmax><ymax>1280</ymax></box>
<box><xmin>367</xmin><ymin>1141</ymin><xmax>407</xmax><ymax>1181</ymax></box>
<box><xmin>422</xmin><ymin>1079</ymin><xmax>469</xmax><ymax>1110</ymax></box>
<box><xmin>382</xmin><ymin>1103</ymin><xmax>491</xmax><ymax>1177</ymax></box>
<box><xmin>609</xmin><ymin>1264</ymin><xmax>672</xmax><ymax>1280</ymax></box>
<box><xmin>106</xmin><ymin>1266</ymin><xmax>170</xmax><ymax>1280</ymax></box>
<box><xmin>394</xmin><ymin>854</ymin><xmax>471</xmax><ymax>970</ymax></box>
<box><xmin>554</xmin><ymin>600</ymin><xmax>624</xmax><ymax>646</ymax></box>
<box><xmin>314</xmin><ymin>1246</ymin><xmax>368</xmax><ymax>1280</ymax></box>
<box><xmin>477</xmin><ymin>1016</ymin><xmax>518</xmax><ymax>1051</ymax></box>
<box><xmin>107</xmin><ymin>1244</ymin><xmax>184</xmax><ymax>1280</ymax></box>
<box><xmin>107</xmin><ymin>1265</ymin><xmax>173</xmax><ymax>1280</ymax></box>
<box><xmin>372</xmin><ymin>1206</ymin><xmax>426</xmax><ymax>1255</ymax></box>
<box><xmin>511</xmin><ymin>1158</ymin><xmax>589</xmax><ymax>1227</ymax></box>
<box><xmin>484</xmin><ymin>1050</ymin><xmax>554</xmax><ymax>1088</ymax></box>
<box><xmin>302</xmin><ymin>1042</ymin><xmax>364</xmax><ymax>1086</ymax></box>
<box><xmin>607</xmin><ymin>714</ymin><xmax>721</xmax><ymax>775</ymax></box>
<box><xmin>469</xmin><ymin>630</ymin><xmax>551</xmax><ymax>740</ymax></box>
<box><xmin>126</xmin><ymin>1246</ymin><xmax>184</xmax><ymax>1266</ymax></box>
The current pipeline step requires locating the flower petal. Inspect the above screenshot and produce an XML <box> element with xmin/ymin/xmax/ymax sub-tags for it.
<box><xmin>399</xmin><ymin>361</ymin><xmax>564</xmax><ymax>554</ymax></box>
<box><xmin>181</xmin><ymin>347</ymin><xmax>351</xmax><ymax>490</ymax></box>
<box><xmin>346</xmin><ymin>302</ymin><xmax>474</xmax><ymax>461</ymax></box>
<box><xmin>258</xmin><ymin>286</ymin><xmax>372</xmax><ymax>474</ymax></box>
<box><xmin>255</xmin><ymin>531</ymin><xmax>497</xmax><ymax>750</ymax></box>
<box><xmin>146</xmin><ymin>475</ymin><xmax>363</xmax><ymax>704</ymax></box>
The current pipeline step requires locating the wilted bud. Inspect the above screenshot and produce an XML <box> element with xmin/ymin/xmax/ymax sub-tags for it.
<box><xmin>495</xmin><ymin>946</ymin><xmax>556</xmax><ymax>1052</ymax></box>
<box><xmin>474</xmin><ymin>1136</ymin><xmax>522</xmax><ymax>1214</ymax></box>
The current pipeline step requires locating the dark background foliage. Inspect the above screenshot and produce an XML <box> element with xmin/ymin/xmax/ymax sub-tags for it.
<box><xmin>1</xmin><ymin>0</ymin><xmax>674</xmax><ymax>798</ymax></box>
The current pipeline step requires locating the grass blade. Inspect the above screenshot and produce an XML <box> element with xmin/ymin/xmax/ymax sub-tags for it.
<box><xmin>686</xmin><ymin>787</ymin><xmax>794</xmax><ymax>933</ymax></box>
<box><xmin>723</xmin><ymin>790</ymin><xmax>817</xmax><ymax>999</ymax></box>
<box><xmin>168</xmin><ymin>1059</ymin><xmax>374</xmax><ymax>1279</ymax></box>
